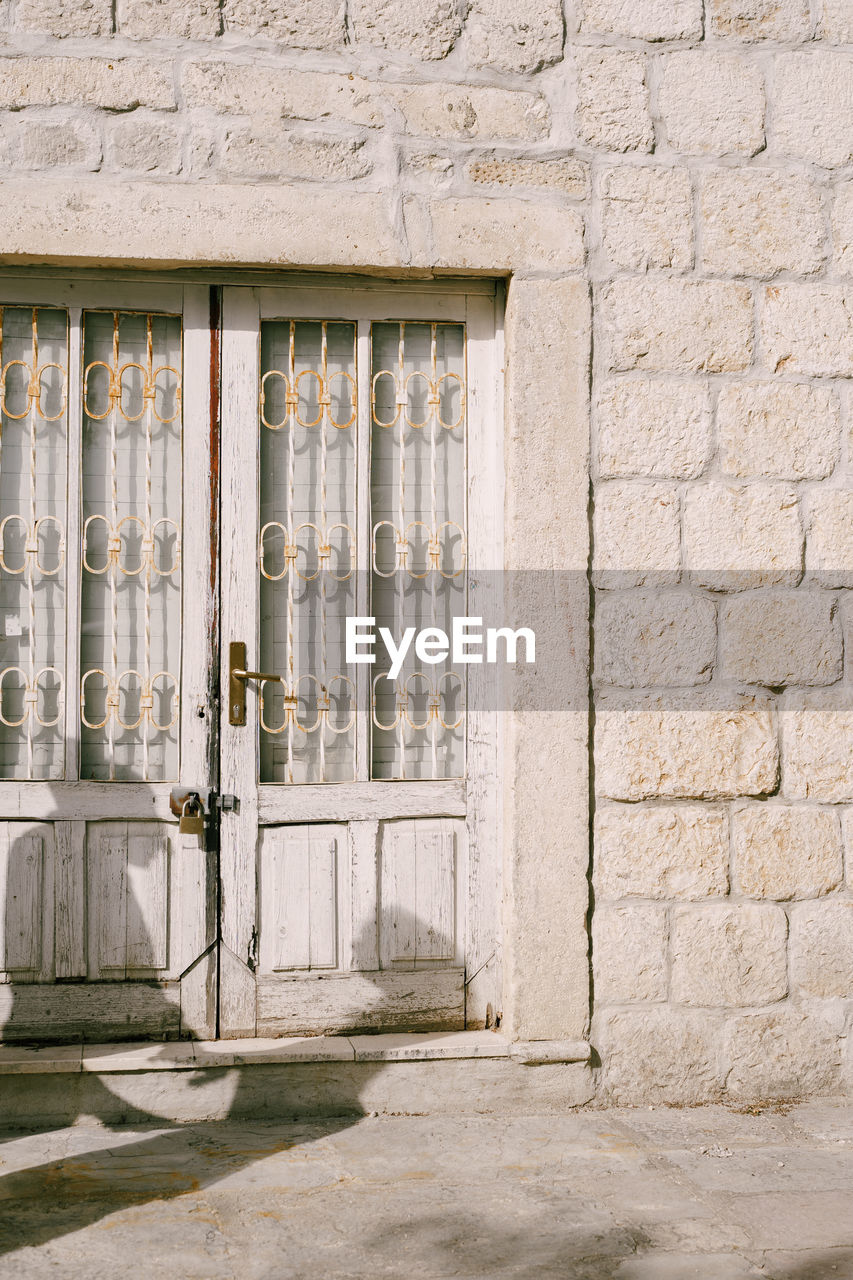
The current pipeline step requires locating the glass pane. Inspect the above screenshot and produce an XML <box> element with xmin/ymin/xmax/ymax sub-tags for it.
<box><xmin>80</xmin><ymin>311</ymin><xmax>182</xmax><ymax>781</ymax></box>
<box><xmin>371</xmin><ymin>321</ymin><xmax>466</xmax><ymax>780</ymax></box>
<box><xmin>259</xmin><ymin>320</ymin><xmax>357</xmax><ymax>784</ymax></box>
<box><xmin>0</xmin><ymin>307</ymin><xmax>68</xmax><ymax>779</ymax></box>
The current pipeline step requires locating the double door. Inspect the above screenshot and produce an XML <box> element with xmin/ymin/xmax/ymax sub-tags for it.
<box><xmin>0</xmin><ymin>276</ymin><xmax>501</xmax><ymax>1042</ymax></box>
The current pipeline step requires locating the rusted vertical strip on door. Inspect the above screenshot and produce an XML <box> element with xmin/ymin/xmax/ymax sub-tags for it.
<box><xmin>208</xmin><ymin>286</ymin><xmax>222</xmax><ymax>775</ymax></box>
<box><xmin>209</xmin><ymin>285</ymin><xmax>223</xmax><ymax>1037</ymax></box>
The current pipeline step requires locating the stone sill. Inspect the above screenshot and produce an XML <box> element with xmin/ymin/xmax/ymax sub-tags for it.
<box><xmin>0</xmin><ymin>1032</ymin><xmax>591</xmax><ymax>1076</ymax></box>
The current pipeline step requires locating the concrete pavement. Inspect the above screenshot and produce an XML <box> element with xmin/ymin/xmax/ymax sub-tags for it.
<box><xmin>0</xmin><ymin>1100</ymin><xmax>852</xmax><ymax>1277</ymax></box>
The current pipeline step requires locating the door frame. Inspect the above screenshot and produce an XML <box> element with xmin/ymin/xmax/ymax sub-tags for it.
<box><xmin>0</xmin><ymin>243</ymin><xmax>593</xmax><ymax>1050</ymax></box>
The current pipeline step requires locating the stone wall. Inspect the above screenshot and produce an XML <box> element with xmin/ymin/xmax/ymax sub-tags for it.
<box><xmin>584</xmin><ymin>6</ymin><xmax>853</xmax><ymax>1106</ymax></box>
<box><xmin>3</xmin><ymin>0</ymin><xmax>852</xmax><ymax>1103</ymax></box>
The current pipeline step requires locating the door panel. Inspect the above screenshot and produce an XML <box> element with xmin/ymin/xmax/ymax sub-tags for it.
<box><xmin>220</xmin><ymin>284</ymin><xmax>500</xmax><ymax>1038</ymax></box>
<box><xmin>0</xmin><ymin>821</ymin><xmax>50</xmax><ymax>979</ymax></box>
<box><xmin>379</xmin><ymin>818</ymin><xmax>462</xmax><ymax>969</ymax></box>
<box><xmin>90</xmin><ymin>823</ymin><xmax>168</xmax><ymax>976</ymax></box>
<box><xmin>86</xmin><ymin>821</ymin><xmax>213</xmax><ymax>980</ymax></box>
<box><xmin>0</xmin><ymin>981</ymin><xmax>183</xmax><ymax>1043</ymax></box>
<box><xmin>256</xmin><ymin>969</ymin><xmax>465</xmax><ymax>1038</ymax></box>
<box><xmin>259</xmin><ymin>825</ymin><xmax>343</xmax><ymax>973</ymax></box>
<box><xmin>0</xmin><ymin>280</ymin><xmax>217</xmax><ymax>1043</ymax></box>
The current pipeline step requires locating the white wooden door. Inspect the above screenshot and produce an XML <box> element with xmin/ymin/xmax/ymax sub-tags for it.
<box><xmin>218</xmin><ymin>282</ymin><xmax>502</xmax><ymax>1038</ymax></box>
<box><xmin>0</xmin><ymin>277</ymin><xmax>218</xmax><ymax>1042</ymax></box>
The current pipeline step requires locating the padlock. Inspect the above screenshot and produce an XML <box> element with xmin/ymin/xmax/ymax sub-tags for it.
<box><xmin>179</xmin><ymin>793</ymin><xmax>205</xmax><ymax>836</ymax></box>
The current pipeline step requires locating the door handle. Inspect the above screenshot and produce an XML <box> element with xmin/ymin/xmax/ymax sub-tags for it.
<box><xmin>229</xmin><ymin>641</ymin><xmax>282</xmax><ymax>726</ymax></box>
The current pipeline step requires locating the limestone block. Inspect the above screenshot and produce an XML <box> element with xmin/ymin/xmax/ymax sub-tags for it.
<box><xmin>182</xmin><ymin>64</ymin><xmax>383</xmax><ymax>127</ymax></box>
<box><xmin>403</xmin><ymin>148</ymin><xmax>454</xmax><ymax>189</ymax></box>
<box><xmin>388</xmin><ymin>83</ymin><xmax>550</xmax><ymax>141</ymax></box>
<box><xmin>15</xmin><ymin>0</ymin><xmax>111</xmax><ymax>35</ymax></box>
<box><xmin>595</xmin><ymin>692</ymin><xmax>778</xmax><ymax>801</ymax></box>
<box><xmin>219</xmin><ymin>131</ymin><xmax>371</xmax><ymax>181</ymax></box>
<box><xmin>658</xmin><ymin>52</ymin><xmax>765</xmax><ymax>156</ymax></box>
<box><xmin>464</xmin><ymin>0</ymin><xmax>564</xmax><ymax>74</ymax></box>
<box><xmin>782</xmin><ymin>690</ymin><xmax>853</xmax><ymax>801</ymax></box>
<box><xmin>0</xmin><ymin>58</ymin><xmax>174</xmax><ymax>110</ymax></box>
<box><xmin>790</xmin><ymin>901</ymin><xmax>853</xmax><ymax>997</ymax></box>
<box><xmin>0</xmin><ymin>177</ymin><xmax>404</xmax><ymax>269</ymax></box>
<box><xmin>104</xmin><ymin>118</ymin><xmax>183</xmax><ymax>174</ymax></box>
<box><xmin>818</xmin><ymin>0</ymin><xmax>853</xmax><ymax>41</ymax></box>
<box><xmin>724</xmin><ymin>1010</ymin><xmax>841</xmax><ymax>1102</ymax></box>
<box><xmin>597</xmin><ymin>378</ymin><xmax>712</xmax><ymax>480</ymax></box>
<box><xmin>595</xmin><ymin>1007</ymin><xmax>722</xmax><ymax>1104</ymax></box>
<box><xmin>594</xmin><ymin>804</ymin><xmax>729</xmax><ymax>900</ymax></box>
<box><xmin>0</xmin><ymin>120</ymin><xmax>101</xmax><ymax>170</ymax></box>
<box><xmin>593</xmin><ymin>904</ymin><xmax>668</xmax><ymax>1002</ymax></box>
<box><xmin>592</xmin><ymin>482</ymin><xmax>680</xmax><ymax>589</ymax></box>
<box><xmin>349</xmin><ymin>0</ymin><xmax>461</xmax><ymax>60</ymax></box>
<box><xmin>708</xmin><ymin>0</ymin><xmax>811</xmax><ymax>40</ymax></box>
<box><xmin>504</xmin><ymin>276</ymin><xmax>590</xmax><ymax>573</ymax></box>
<box><xmin>763</xmin><ymin>285</ymin><xmax>853</xmax><ymax>377</ymax></box>
<box><xmin>574</xmin><ymin>49</ymin><xmax>653</xmax><ymax>153</ymax></box>
<box><xmin>186</xmin><ymin>129</ymin><xmax>215</xmax><ymax>174</ymax></box>
<box><xmin>600</xmin><ymin>278</ymin><xmax>753</xmax><ymax>374</ymax></box>
<box><xmin>601</xmin><ymin>165</ymin><xmax>693</xmax><ymax>272</ymax></box>
<box><xmin>806</xmin><ymin>490</ymin><xmax>853</xmax><ymax>588</ymax></box>
<box><xmin>465</xmin><ymin>155</ymin><xmax>588</xmax><ymax>198</ymax></box>
<box><xmin>732</xmin><ymin>805</ymin><xmax>843</xmax><ymax>900</ymax></box>
<box><xmin>594</xmin><ymin>591</ymin><xmax>716</xmax><ymax>687</ymax></box>
<box><xmin>508</xmin><ymin>1041</ymin><xmax>590</xmax><ymax>1064</ymax></box>
<box><xmin>578</xmin><ymin>0</ymin><xmax>701</xmax><ymax>39</ymax></box>
<box><xmin>718</xmin><ymin>383</ymin><xmax>840</xmax><ymax>481</ymax></box>
<box><xmin>773</xmin><ymin>52</ymin><xmax>853</xmax><ymax>168</ymax></box>
<box><xmin>683</xmin><ymin>483</ymin><xmax>803</xmax><ymax>591</ymax></box>
<box><xmin>222</xmin><ymin>0</ymin><xmax>345</xmax><ymax>46</ymax></box>
<box><xmin>720</xmin><ymin>592</ymin><xmax>841</xmax><ymax>686</ymax></box>
<box><xmin>671</xmin><ymin>904</ymin><xmax>788</xmax><ymax>1006</ymax></box>
<box><xmin>700</xmin><ymin>169</ymin><xmax>825</xmax><ymax>278</ymax></box>
<box><xmin>117</xmin><ymin>0</ymin><xmax>219</xmax><ymax>37</ymax></box>
<box><xmin>832</xmin><ymin>183</ymin><xmax>853</xmax><ymax>274</ymax></box>
<box><xmin>406</xmin><ymin>197</ymin><xmax>583</xmax><ymax>272</ymax></box>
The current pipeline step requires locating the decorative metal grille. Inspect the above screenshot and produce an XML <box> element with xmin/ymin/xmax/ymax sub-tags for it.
<box><xmin>370</xmin><ymin>322</ymin><xmax>466</xmax><ymax>781</ymax></box>
<box><xmin>259</xmin><ymin>320</ymin><xmax>357</xmax><ymax>784</ymax></box>
<box><xmin>257</xmin><ymin>318</ymin><xmax>466</xmax><ymax>785</ymax></box>
<box><xmin>0</xmin><ymin>307</ymin><xmax>68</xmax><ymax>780</ymax></box>
<box><xmin>80</xmin><ymin>311</ymin><xmax>182</xmax><ymax>781</ymax></box>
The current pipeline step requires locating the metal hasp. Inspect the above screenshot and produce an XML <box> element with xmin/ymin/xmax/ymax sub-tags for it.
<box><xmin>169</xmin><ymin>786</ymin><xmax>239</xmax><ymax>815</ymax></box>
<box><xmin>229</xmin><ymin>640</ymin><xmax>282</xmax><ymax>726</ymax></box>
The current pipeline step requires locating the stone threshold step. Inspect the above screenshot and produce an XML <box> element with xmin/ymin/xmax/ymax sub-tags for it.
<box><xmin>0</xmin><ymin>1032</ymin><xmax>590</xmax><ymax>1076</ymax></box>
